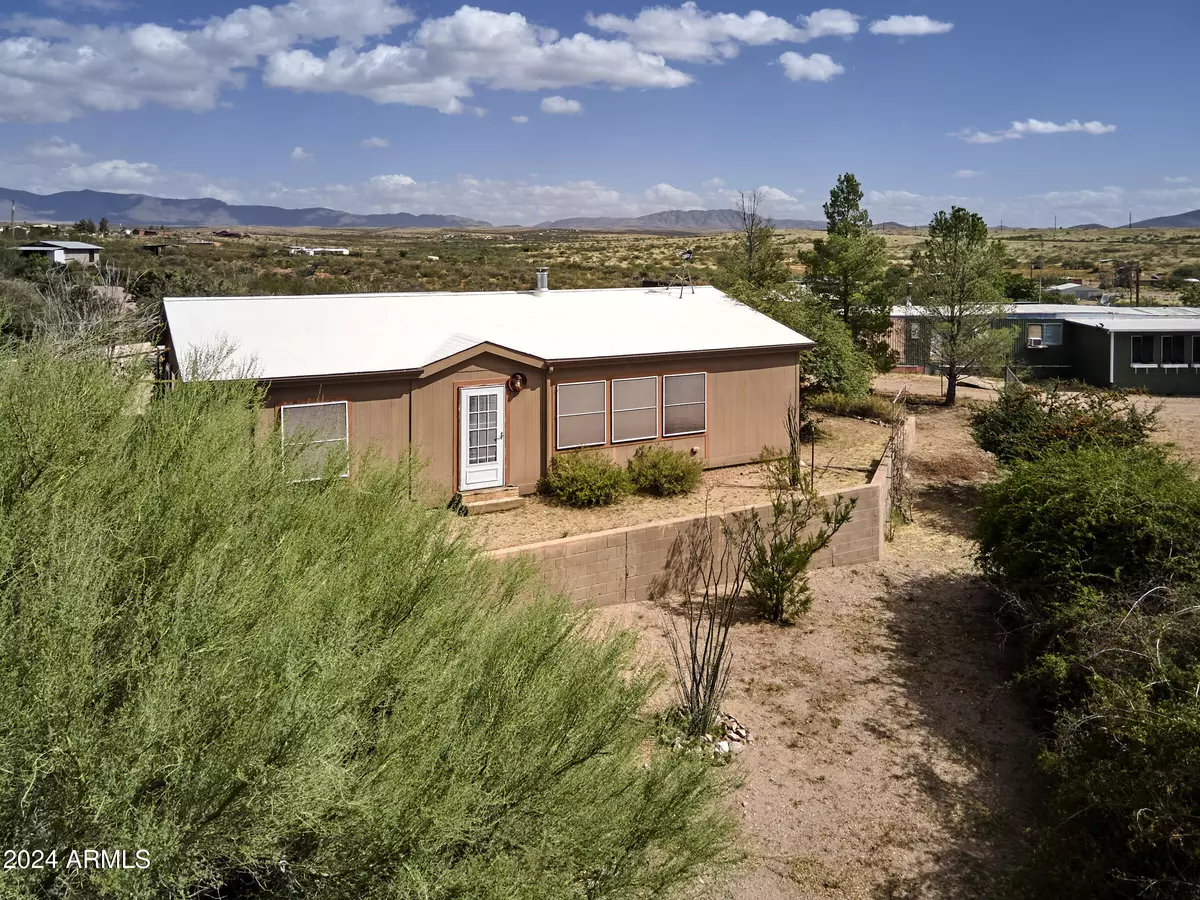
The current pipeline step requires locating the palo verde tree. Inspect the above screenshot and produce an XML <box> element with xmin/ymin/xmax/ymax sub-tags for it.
<box><xmin>911</xmin><ymin>206</ymin><xmax>1014</xmax><ymax>405</ymax></box>
<box><xmin>798</xmin><ymin>174</ymin><xmax>892</xmax><ymax>368</ymax></box>
<box><xmin>0</xmin><ymin>341</ymin><xmax>735</xmax><ymax>900</ymax></box>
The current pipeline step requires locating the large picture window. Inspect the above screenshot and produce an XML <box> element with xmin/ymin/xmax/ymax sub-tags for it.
<box><xmin>611</xmin><ymin>376</ymin><xmax>658</xmax><ymax>443</ymax></box>
<box><xmin>556</xmin><ymin>381</ymin><xmax>606</xmax><ymax>449</ymax></box>
<box><xmin>663</xmin><ymin>373</ymin><xmax>706</xmax><ymax>437</ymax></box>
<box><xmin>1131</xmin><ymin>335</ymin><xmax>1156</xmax><ymax>365</ymax></box>
<box><xmin>280</xmin><ymin>401</ymin><xmax>349</xmax><ymax>480</ymax></box>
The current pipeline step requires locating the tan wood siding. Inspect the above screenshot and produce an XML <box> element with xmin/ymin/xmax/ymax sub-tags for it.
<box><xmin>262</xmin><ymin>378</ymin><xmax>412</xmax><ymax>469</ymax></box>
<box><xmin>409</xmin><ymin>352</ymin><xmax>544</xmax><ymax>496</ymax></box>
<box><xmin>551</xmin><ymin>350</ymin><xmax>798</xmax><ymax>469</ymax></box>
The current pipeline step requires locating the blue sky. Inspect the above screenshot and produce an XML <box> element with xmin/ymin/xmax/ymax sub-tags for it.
<box><xmin>0</xmin><ymin>0</ymin><xmax>1196</xmax><ymax>225</ymax></box>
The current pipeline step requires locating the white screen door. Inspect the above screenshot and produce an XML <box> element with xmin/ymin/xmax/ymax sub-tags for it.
<box><xmin>459</xmin><ymin>385</ymin><xmax>506</xmax><ymax>491</ymax></box>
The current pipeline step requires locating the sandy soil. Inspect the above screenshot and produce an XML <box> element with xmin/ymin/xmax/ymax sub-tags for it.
<box><xmin>595</xmin><ymin>401</ymin><xmax>1043</xmax><ymax>899</ymax></box>
<box><xmin>470</xmin><ymin>416</ymin><xmax>892</xmax><ymax>550</ymax></box>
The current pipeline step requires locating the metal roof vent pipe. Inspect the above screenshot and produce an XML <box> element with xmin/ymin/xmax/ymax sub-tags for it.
<box><xmin>534</xmin><ymin>267</ymin><xmax>549</xmax><ymax>294</ymax></box>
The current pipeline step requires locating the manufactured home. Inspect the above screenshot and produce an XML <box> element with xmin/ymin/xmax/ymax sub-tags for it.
<box><xmin>19</xmin><ymin>240</ymin><xmax>102</xmax><ymax>265</ymax></box>
<box><xmin>163</xmin><ymin>274</ymin><xmax>813</xmax><ymax>499</ymax></box>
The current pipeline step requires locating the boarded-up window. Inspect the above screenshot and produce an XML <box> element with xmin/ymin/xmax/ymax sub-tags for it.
<box><xmin>663</xmin><ymin>373</ymin><xmax>706</xmax><ymax>437</ymax></box>
<box><xmin>611</xmin><ymin>376</ymin><xmax>658</xmax><ymax>443</ymax></box>
<box><xmin>1163</xmin><ymin>334</ymin><xmax>1187</xmax><ymax>364</ymax></box>
<box><xmin>1131</xmin><ymin>335</ymin><xmax>1155</xmax><ymax>365</ymax></box>
<box><xmin>281</xmin><ymin>401</ymin><xmax>349</xmax><ymax>480</ymax></box>
<box><xmin>556</xmin><ymin>381</ymin><xmax>606</xmax><ymax>449</ymax></box>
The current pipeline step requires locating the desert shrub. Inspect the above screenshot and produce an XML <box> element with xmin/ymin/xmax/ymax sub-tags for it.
<box><xmin>742</xmin><ymin>488</ymin><xmax>855</xmax><ymax>623</ymax></box>
<box><xmin>977</xmin><ymin>447</ymin><xmax>1200</xmax><ymax>625</ymax></box>
<box><xmin>0</xmin><ymin>343</ymin><xmax>732</xmax><ymax>900</ymax></box>
<box><xmin>970</xmin><ymin>383</ymin><xmax>1158</xmax><ymax>464</ymax></box>
<box><xmin>539</xmin><ymin>450</ymin><xmax>632</xmax><ymax>507</ymax></box>
<box><xmin>627</xmin><ymin>445</ymin><xmax>703</xmax><ymax>497</ymax></box>
<box><xmin>808</xmin><ymin>391</ymin><xmax>901</xmax><ymax>423</ymax></box>
<box><xmin>1027</xmin><ymin>583</ymin><xmax>1200</xmax><ymax>898</ymax></box>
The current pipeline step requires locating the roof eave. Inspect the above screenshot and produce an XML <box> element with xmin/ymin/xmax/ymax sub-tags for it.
<box><xmin>546</xmin><ymin>341</ymin><xmax>813</xmax><ymax>367</ymax></box>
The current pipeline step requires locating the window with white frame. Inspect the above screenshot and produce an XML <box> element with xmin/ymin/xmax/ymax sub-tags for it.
<box><xmin>556</xmin><ymin>381</ymin><xmax>606</xmax><ymax>449</ymax></box>
<box><xmin>1027</xmin><ymin>322</ymin><xmax>1063</xmax><ymax>346</ymax></box>
<box><xmin>1131</xmin><ymin>335</ymin><xmax>1156</xmax><ymax>365</ymax></box>
<box><xmin>280</xmin><ymin>401</ymin><xmax>349</xmax><ymax>480</ymax></box>
<box><xmin>611</xmin><ymin>376</ymin><xmax>658</xmax><ymax>443</ymax></box>
<box><xmin>1163</xmin><ymin>334</ymin><xmax>1187</xmax><ymax>365</ymax></box>
<box><xmin>662</xmin><ymin>373</ymin><xmax>706</xmax><ymax>437</ymax></box>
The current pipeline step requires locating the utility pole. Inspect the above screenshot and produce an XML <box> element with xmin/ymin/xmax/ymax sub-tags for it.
<box><xmin>1135</xmin><ymin>261</ymin><xmax>1140</xmax><ymax>306</ymax></box>
<box><xmin>1053</xmin><ymin>214</ymin><xmax>1057</xmax><ymax>231</ymax></box>
<box><xmin>1129</xmin><ymin>212</ymin><xmax>1133</xmax><ymax>230</ymax></box>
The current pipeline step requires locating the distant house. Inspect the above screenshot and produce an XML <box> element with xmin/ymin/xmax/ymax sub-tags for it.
<box><xmin>890</xmin><ymin>303</ymin><xmax>1200</xmax><ymax>395</ymax></box>
<box><xmin>287</xmin><ymin>246</ymin><xmax>350</xmax><ymax>256</ymax></box>
<box><xmin>1044</xmin><ymin>282</ymin><xmax>1105</xmax><ymax>302</ymax></box>
<box><xmin>162</xmin><ymin>274</ymin><xmax>813</xmax><ymax>497</ymax></box>
<box><xmin>18</xmin><ymin>240</ymin><xmax>102</xmax><ymax>265</ymax></box>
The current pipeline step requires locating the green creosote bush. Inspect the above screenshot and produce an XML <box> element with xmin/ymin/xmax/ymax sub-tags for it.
<box><xmin>743</xmin><ymin>488</ymin><xmax>855</xmax><ymax>623</ymax></box>
<box><xmin>0</xmin><ymin>342</ymin><xmax>734</xmax><ymax>900</ymax></box>
<box><xmin>976</xmin><ymin>446</ymin><xmax>1200</xmax><ymax>610</ymax></box>
<box><xmin>970</xmin><ymin>383</ymin><xmax>1159</xmax><ymax>464</ymax></box>
<box><xmin>538</xmin><ymin>449</ymin><xmax>632</xmax><ymax>507</ymax></box>
<box><xmin>627</xmin><ymin>445</ymin><xmax>703</xmax><ymax>497</ymax></box>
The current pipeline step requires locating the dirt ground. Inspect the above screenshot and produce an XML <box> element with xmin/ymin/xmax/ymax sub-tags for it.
<box><xmin>595</xmin><ymin>400</ymin><xmax>1043</xmax><ymax>899</ymax></box>
<box><xmin>874</xmin><ymin>372</ymin><xmax>1200</xmax><ymax>464</ymax></box>
<box><xmin>471</xmin><ymin>416</ymin><xmax>891</xmax><ymax>550</ymax></box>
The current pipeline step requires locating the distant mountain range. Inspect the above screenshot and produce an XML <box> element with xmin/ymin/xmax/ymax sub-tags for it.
<box><xmin>4</xmin><ymin>186</ymin><xmax>1199</xmax><ymax>232</ymax></box>
<box><xmin>1131</xmin><ymin>208</ymin><xmax>1200</xmax><ymax>228</ymax></box>
<box><xmin>535</xmin><ymin>208</ymin><xmax>830</xmax><ymax>231</ymax></box>
<box><xmin>0</xmin><ymin>188</ymin><xmax>490</xmax><ymax>228</ymax></box>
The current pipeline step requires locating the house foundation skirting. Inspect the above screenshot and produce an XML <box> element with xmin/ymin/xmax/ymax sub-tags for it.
<box><xmin>489</xmin><ymin>418</ymin><xmax>915</xmax><ymax>607</ymax></box>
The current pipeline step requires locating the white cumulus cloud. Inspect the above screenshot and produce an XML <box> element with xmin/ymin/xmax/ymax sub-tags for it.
<box><xmin>1164</xmin><ymin>175</ymin><xmax>1191</xmax><ymax>184</ymax></box>
<box><xmin>779</xmin><ymin>51</ymin><xmax>843</xmax><ymax>82</ymax></box>
<box><xmin>25</xmin><ymin>136</ymin><xmax>85</xmax><ymax>159</ymax></box>
<box><xmin>798</xmin><ymin>8</ymin><xmax>860</xmax><ymax>40</ymax></box>
<box><xmin>702</xmin><ymin>176</ymin><xmax>725</xmax><ymax>189</ymax></box>
<box><xmin>868</xmin><ymin>15</ymin><xmax>953</xmax><ymax>37</ymax></box>
<box><xmin>953</xmin><ymin>118</ymin><xmax>1117</xmax><ymax>143</ymax></box>
<box><xmin>541</xmin><ymin>95</ymin><xmax>582</xmax><ymax>115</ymax></box>
<box><xmin>952</xmin><ymin>169</ymin><xmax>982</xmax><ymax>179</ymax></box>
<box><xmin>361</xmin><ymin>136</ymin><xmax>389</xmax><ymax>147</ymax></box>
<box><xmin>644</xmin><ymin>182</ymin><xmax>703</xmax><ymax>208</ymax></box>
<box><xmin>511</xmin><ymin>114</ymin><xmax>529</xmax><ymax>123</ymax></box>
<box><xmin>291</xmin><ymin>146</ymin><xmax>313</xmax><ymax>160</ymax></box>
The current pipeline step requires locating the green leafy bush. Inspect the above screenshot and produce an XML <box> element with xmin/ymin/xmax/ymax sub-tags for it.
<box><xmin>539</xmin><ymin>450</ymin><xmax>632</xmax><ymax>507</ymax></box>
<box><xmin>743</xmin><ymin>489</ymin><xmax>855</xmax><ymax>623</ymax></box>
<box><xmin>808</xmin><ymin>391</ymin><xmax>901</xmax><ymax>423</ymax></box>
<box><xmin>977</xmin><ymin>447</ymin><xmax>1200</xmax><ymax>609</ymax></box>
<box><xmin>970</xmin><ymin>383</ymin><xmax>1159</xmax><ymax>464</ymax></box>
<box><xmin>0</xmin><ymin>343</ymin><xmax>732</xmax><ymax>900</ymax></box>
<box><xmin>627</xmin><ymin>445</ymin><xmax>703</xmax><ymax>497</ymax></box>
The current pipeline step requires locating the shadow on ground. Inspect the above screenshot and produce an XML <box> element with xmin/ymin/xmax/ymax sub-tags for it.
<box><xmin>871</xmin><ymin>567</ymin><xmax>1045</xmax><ymax>899</ymax></box>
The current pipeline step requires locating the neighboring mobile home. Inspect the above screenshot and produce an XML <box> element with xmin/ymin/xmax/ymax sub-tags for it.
<box><xmin>163</xmin><ymin>275</ymin><xmax>813</xmax><ymax>498</ymax></box>
<box><xmin>19</xmin><ymin>239</ymin><xmax>102</xmax><ymax>265</ymax></box>
<box><xmin>889</xmin><ymin>303</ymin><xmax>1200</xmax><ymax>394</ymax></box>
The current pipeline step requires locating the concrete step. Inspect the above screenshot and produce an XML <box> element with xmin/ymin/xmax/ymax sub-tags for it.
<box><xmin>461</xmin><ymin>486</ymin><xmax>525</xmax><ymax>514</ymax></box>
<box><xmin>463</xmin><ymin>496</ymin><xmax>526</xmax><ymax>515</ymax></box>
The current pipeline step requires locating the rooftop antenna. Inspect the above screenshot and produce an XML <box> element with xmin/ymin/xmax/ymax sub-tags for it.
<box><xmin>667</xmin><ymin>248</ymin><xmax>695</xmax><ymax>298</ymax></box>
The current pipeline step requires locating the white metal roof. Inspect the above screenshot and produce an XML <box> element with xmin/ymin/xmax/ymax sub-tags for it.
<box><xmin>28</xmin><ymin>240</ymin><xmax>103</xmax><ymax>250</ymax></box>
<box><xmin>164</xmin><ymin>285</ymin><xmax>813</xmax><ymax>382</ymax></box>
<box><xmin>1062</xmin><ymin>315</ymin><xmax>1200</xmax><ymax>333</ymax></box>
<box><xmin>892</xmin><ymin>304</ymin><xmax>1200</xmax><ymax>318</ymax></box>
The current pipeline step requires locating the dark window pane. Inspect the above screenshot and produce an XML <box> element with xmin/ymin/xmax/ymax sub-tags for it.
<box><xmin>557</xmin><ymin>412</ymin><xmax>605</xmax><ymax>448</ymax></box>
<box><xmin>664</xmin><ymin>373</ymin><xmax>705</xmax><ymax>405</ymax></box>
<box><xmin>664</xmin><ymin>402</ymin><xmax>705</xmax><ymax>436</ymax></box>
<box><xmin>558</xmin><ymin>382</ymin><xmax>605</xmax><ymax>415</ymax></box>
<box><xmin>613</xmin><ymin>408</ymin><xmax>657</xmax><ymax>442</ymax></box>
<box><xmin>612</xmin><ymin>377</ymin><xmax>656</xmax><ymax>412</ymax></box>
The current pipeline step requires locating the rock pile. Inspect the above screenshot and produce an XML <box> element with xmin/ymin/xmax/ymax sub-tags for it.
<box><xmin>716</xmin><ymin>712</ymin><xmax>752</xmax><ymax>754</ymax></box>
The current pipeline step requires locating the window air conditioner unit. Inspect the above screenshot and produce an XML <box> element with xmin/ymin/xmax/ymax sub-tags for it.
<box><xmin>1027</xmin><ymin>337</ymin><xmax>1044</xmax><ymax>348</ymax></box>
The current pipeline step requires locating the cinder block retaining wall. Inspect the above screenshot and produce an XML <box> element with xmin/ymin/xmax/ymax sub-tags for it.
<box><xmin>490</xmin><ymin>417</ymin><xmax>915</xmax><ymax>607</ymax></box>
